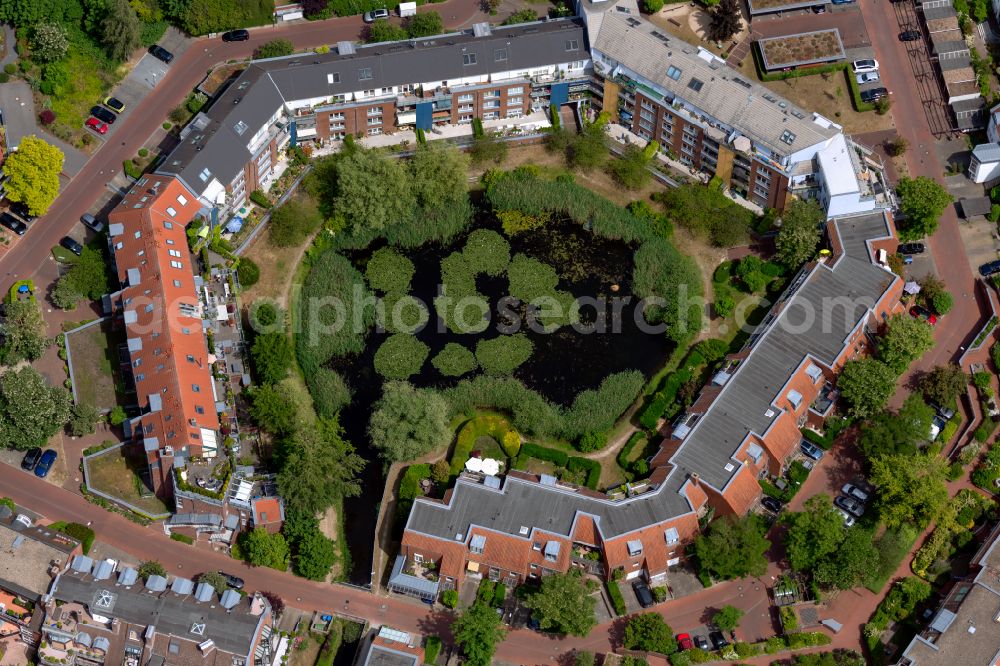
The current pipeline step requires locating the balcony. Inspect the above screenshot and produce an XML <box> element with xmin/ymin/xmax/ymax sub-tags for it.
<box><xmin>809</xmin><ymin>382</ymin><xmax>838</xmax><ymax>416</ymax></box>
<box><xmin>570</xmin><ymin>545</ymin><xmax>605</xmax><ymax>576</ymax></box>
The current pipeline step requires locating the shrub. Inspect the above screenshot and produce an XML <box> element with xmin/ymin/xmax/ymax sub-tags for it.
<box><xmin>780</xmin><ymin>606</ymin><xmax>798</xmax><ymax>631</ymax></box>
<box><xmin>58</xmin><ymin>523</ymin><xmax>95</xmax><ymax>554</ymax></box>
<box><xmin>269</xmin><ymin>195</ymin><xmax>323</xmax><ymax>248</ymax></box>
<box><xmin>137</xmin><ymin>148</ymin><xmax>149</xmax><ymax>158</ymax></box>
<box><xmin>308</xmin><ymin>368</ymin><xmax>352</xmax><ymax>418</ymax></box>
<box><xmin>373</xmin><ymin>334</ymin><xmax>429</xmax><ymax>380</ymax></box>
<box><xmin>521</xmin><ymin>442</ymin><xmax>569</xmax><ymax>466</ymax></box>
<box><xmin>170</xmin><ymin>532</ymin><xmax>194</xmax><ymax>544</ymax></box>
<box><xmin>492</xmin><ymin>582</ymin><xmax>506</xmax><ymax>606</ymax></box>
<box><xmin>577</xmin><ymin>431</ymin><xmax>606</xmax><ymax>452</ymax></box>
<box><xmin>606</xmin><ymin>581</ymin><xmax>626</xmax><ymax>615</ymax></box>
<box><xmin>432</xmin><ymin>343</ymin><xmax>477</xmax><ymax>377</ymax></box>
<box><xmin>39</xmin><ymin>109</ymin><xmax>55</xmax><ymax>125</ymax></box>
<box><xmin>250</xmin><ymin>189</ymin><xmax>272</xmax><ymax>209</ymax></box>
<box><xmin>566</xmin><ymin>457</ymin><xmax>600</xmax><ymax>489</ymax></box>
<box><xmin>441</xmin><ymin>590</ymin><xmax>458</xmax><ymax>608</ymax></box>
<box><xmin>425</xmin><ymin>636</ymin><xmax>442</xmax><ymax>661</ymax></box>
<box><xmin>236</xmin><ymin>258</ymin><xmax>260</xmax><ymax>288</ymax></box>
<box><xmin>365</xmin><ymin>247</ymin><xmax>415</xmax><ymax>294</ymax></box>
<box><xmin>475</xmin><ymin>334</ymin><xmax>534</xmax><ymax>376</ymax></box>
<box><xmin>931</xmin><ymin>291</ymin><xmax>953</xmax><ymax>315</ymax></box>
<box><xmin>3</xmin><ymin>64</ymin><xmax>14</xmax><ymax>75</ymax></box>
<box><xmin>256</xmin><ymin>39</ymin><xmax>294</xmax><ymax>59</ymax></box>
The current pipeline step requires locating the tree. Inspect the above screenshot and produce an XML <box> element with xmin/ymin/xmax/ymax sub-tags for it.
<box><xmin>858</xmin><ymin>394</ymin><xmax>935</xmax><ymax>460</ymax></box>
<box><xmin>260</xmin><ymin>590</ymin><xmax>285</xmax><ymax>616</ymax></box>
<box><xmin>693</xmin><ymin>514</ymin><xmax>769</xmax><ymax>580</ymax></box>
<box><xmin>57</xmin><ymin>246</ymin><xmax>111</xmax><ymax>302</ymax></box>
<box><xmin>895</xmin><ymin>176</ymin><xmax>953</xmax><ymax>240</ymax></box>
<box><xmin>784</xmin><ymin>495</ymin><xmax>846</xmax><ymax>572</ymax></box>
<box><xmin>409</xmin><ymin>143</ymin><xmax>469</xmax><ymax>211</ymax></box>
<box><xmin>918</xmin><ymin>364</ymin><xmax>966</xmax><ymax>407</ymax></box>
<box><xmin>609</xmin><ymin>142</ymin><xmax>654</xmax><ymax>190</ymax></box>
<box><xmin>885</xmin><ymin>136</ymin><xmax>909</xmax><ymax>157</ymax></box>
<box><xmin>623</xmin><ymin>613</ymin><xmax>677</xmax><ymax>655</ymax></box>
<box><xmin>712</xmin><ymin>605</ymin><xmax>744</xmax><ymax>633</ymax></box>
<box><xmin>334</xmin><ymin>149</ymin><xmax>416</xmax><ymax>234</ymax></box>
<box><xmin>68</xmin><ymin>403</ymin><xmax>100</xmax><ymax>437</ymax></box>
<box><xmin>109</xmin><ymin>405</ymin><xmax>126</xmax><ymax>426</ymax></box>
<box><xmin>291</xmin><ymin>527</ymin><xmax>336</xmax><ymax>581</ymax></box>
<box><xmin>470</xmin><ymin>132</ymin><xmax>508</xmax><ymax>165</ymax></box>
<box><xmin>431</xmin><ymin>459</ymin><xmax>450</xmax><ymax>483</ymax></box>
<box><xmin>249</xmin><ymin>379</ymin><xmax>315</xmax><ymax>436</ymax></box>
<box><xmin>2</xmin><ymin>135</ymin><xmax>64</xmax><ymax>215</ymax></box>
<box><xmin>100</xmin><ymin>0</ymin><xmax>140</xmax><ymax>61</ymax></box>
<box><xmin>452</xmin><ymin>602</ymin><xmax>505</xmax><ymax>666</ymax></box>
<box><xmin>197</xmin><ymin>571</ymin><xmax>229</xmax><ymax>594</ymax></box>
<box><xmin>255</xmin><ymin>39</ymin><xmax>294</xmax><ymax>59</ymax></box>
<box><xmin>837</xmin><ymin>358</ymin><xmax>897</xmax><ymax>419</ymax></box>
<box><xmin>374</xmin><ymin>333</ymin><xmax>430</xmax><ymax>380</ymax></box>
<box><xmin>251</xmin><ymin>332</ymin><xmax>293</xmax><ymax>385</ymax></box>
<box><xmin>277</xmin><ymin>417</ymin><xmax>364</xmax><ymax>516</ymax></box>
<box><xmin>367</xmin><ymin>18</ymin><xmax>407</xmax><ymax>43</ymax></box>
<box><xmin>31</xmin><ymin>22</ymin><xmax>68</xmax><ymax>62</ymax></box>
<box><xmin>138</xmin><ymin>560</ymin><xmax>166</xmax><ymax>580</ymax></box>
<box><xmin>0</xmin><ymin>367</ymin><xmax>70</xmax><ymax>450</ymax></box>
<box><xmin>237</xmin><ymin>258</ymin><xmax>260</xmax><ymax>288</ymax></box>
<box><xmin>268</xmin><ymin>194</ymin><xmax>323</xmax><ymax>247</ymax></box>
<box><xmin>574</xmin><ymin>652</ymin><xmax>596</xmax><ymax>666</ymax></box>
<box><xmin>523</xmin><ymin>570</ymin><xmax>597</xmax><ymax>636</ymax></box>
<box><xmin>707</xmin><ymin>0</ymin><xmax>742</xmax><ymax>42</ymax></box>
<box><xmin>432</xmin><ymin>342</ymin><xmax>477</xmax><ymax>377</ymax></box>
<box><xmin>814</xmin><ymin>526</ymin><xmax>880</xmax><ymax>590</ymax></box>
<box><xmin>567</xmin><ymin>118</ymin><xmax>608</xmax><ymax>170</ymax></box>
<box><xmin>775</xmin><ymin>198</ymin><xmax>824</xmax><ymax>267</ymax></box>
<box><xmin>0</xmin><ymin>297</ymin><xmax>49</xmax><ymax>363</ymax></box>
<box><xmin>502</xmin><ymin>8</ymin><xmax>538</xmax><ymax>24</ymax></box>
<box><xmin>656</xmin><ymin>179</ymin><xmax>754</xmax><ymax>248</ymax></box>
<box><xmin>51</xmin><ymin>278</ymin><xmax>81</xmax><ymax>309</ymax></box>
<box><xmin>644</xmin><ymin>0</ymin><xmax>664</xmax><ymax>11</ymax></box>
<box><xmin>878</xmin><ymin>314</ymin><xmax>935</xmax><ymax>374</ymax></box>
<box><xmin>239</xmin><ymin>527</ymin><xmax>289</xmax><ymax>570</ymax></box>
<box><xmin>869</xmin><ymin>453</ymin><xmax>949</xmax><ymax>528</ymax></box>
<box><xmin>405</xmin><ymin>11</ymin><xmax>443</xmax><ymax>37</ymax></box>
<box><xmin>368</xmin><ymin>381</ymin><xmax>451</xmax><ymax>462</ymax></box>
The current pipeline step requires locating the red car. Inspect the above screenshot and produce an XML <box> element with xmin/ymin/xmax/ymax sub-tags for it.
<box><xmin>909</xmin><ymin>305</ymin><xmax>938</xmax><ymax>325</ymax></box>
<box><xmin>677</xmin><ymin>633</ymin><xmax>694</xmax><ymax>651</ymax></box>
<box><xmin>85</xmin><ymin>117</ymin><xmax>108</xmax><ymax>135</ymax></box>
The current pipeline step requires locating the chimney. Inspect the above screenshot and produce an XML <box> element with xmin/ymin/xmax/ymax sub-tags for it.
<box><xmin>690</xmin><ymin>473</ymin><xmax>700</xmax><ymax>486</ymax></box>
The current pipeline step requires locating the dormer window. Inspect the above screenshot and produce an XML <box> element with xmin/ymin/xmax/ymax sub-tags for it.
<box><xmin>627</xmin><ymin>539</ymin><xmax>643</xmax><ymax>557</ymax></box>
<box><xmin>470</xmin><ymin>534</ymin><xmax>486</xmax><ymax>554</ymax></box>
<box><xmin>787</xmin><ymin>389</ymin><xmax>803</xmax><ymax>410</ymax></box>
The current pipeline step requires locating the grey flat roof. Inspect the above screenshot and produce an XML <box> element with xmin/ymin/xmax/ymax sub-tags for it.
<box><xmin>364</xmin><ymin>645</ymin><xmax>419</xmax><ymax>666</ymax></box>
<box><xmin>408</xmin><ymin>213</ymin><xmax>897</xmax><ymax>543</ymax></box>
<box><xmin>923</xmin><ymin>4</ymin><xmax>958</xmax><ymax>19</ymax></box>
<box><xmin>592</xmin><ymin>12</ymin><xmax>839</xmax><ymax>156</ymax></box>
<box><xmin>973</xmin><ymin>142</ymin><xmax>1000</xmax><ymax>162</ymax></box>
<box><xmin>158</xmin><ymin>18</ymin><xmax>588</xmax><ymax>197</ymax></box>
<box><xmin>52</xmin><ymin>572</ymin><xmax>263</xmax><ymax>657</ymax></box>
<box><xmin>931</xmin><ymin>39</ymin><xmax>968</xmax><ymax>55</ymax></box>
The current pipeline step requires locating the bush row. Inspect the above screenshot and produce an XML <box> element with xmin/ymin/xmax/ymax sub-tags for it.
<box><xmin>606</xmin><ymin>581</ymin><xmax>626</xmax><ymax>615</ymax></box>
<box><xmin>639</xmin><ymin>341</ymin><xmax>726</xmax><ymax>429</ymax></box>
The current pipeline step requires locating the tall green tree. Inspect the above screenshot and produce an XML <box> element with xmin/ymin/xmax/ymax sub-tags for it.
<box><xmin>249</xmin><ymin>379</ymin><xmax>315</xmax><ymax>436</ymax></box>
<box><xmin>707</xmin><ymin>0</ymin><xmax>742</xmax><ymax>42</ymax></box>
<box><xmin>895</xmin><ymin>176</ymin><xmax>953</xmax><ymax>240</ymax></box>
<box><xmin>251</xmin><ymin>332</ymin><xmax>293</xmax><ymax>385</ymax></box>
<box><xmin>409</xmin><ymin>143</ymin><xmax>469</xmax><ymax>211</ymax></box>
<box><xmin>368</xmin><ymin>381</ymin><xmax>451</xmax><ymax>462</ymax></box>
<box><xmin>2</xmin><ymin>135</ymin><xmax>64</xmax><ymax>215</ymax></box>
<box><xmin>693</xmin><ymin>514</ymin><xmax>769</xmax><ymax>580</ymax></box>
<box><xmin>367</xmin><ymin>18</ymin><xmax>407</xmax><ymax>43</ymax></box>
<box><xmin>784</xmin><ymin>495</ymin><xmax>846</xmax><ymax>573</ymax></box>
<box><xmin>0</xmin><ymin>297</ymin><xmax>48</xmax><ymax>363</ymax></box>
<box><xmin>291</xmin><ymin>527</ymin><xmax>337</xmax><ymax>581</ymax></box>
<box><xmin>277</xmin><ymin>417</ymin><xmax>364</xmax><ymax>516</ymax></box>
<box><xmin>452</xmin><ymin>602</ymin><xmax>505</xmax><ymax>666</ymax></box>
<box><xmin>523</xmin><ymin>570</ymin><xmax>597</xmax><ymax>637</ymax></box>
<box><xmin>869</xmin><ymin>453</ymin><xmax>949</xmax><ymax>529</ymax></box>
<box><xmin>878</xmin><ymin>314</ymin><xmax>935</xmax><ymax>374</ymax></box>
<box><xmin>858</xmin><ymin>394</ymin><xmax>935</xmax><ymax>460</ymax></box>
<box><xmin>837</xmin><ymin>358</ymin><xmax>897</xmax><ymax>419</ymax></box>
<box><xmin>405</xmin><ymin>11</ymin><xmax>443</xmax><ymax>37</ymax></box>
<box><xmin>623</xmin><ymin>613</ymin><xmax>677</xmax><ymax>655</ymax></box>
<box><xmin>775</xmin><ymin>198</ymin><xmax>824</xmax><ymax>267</ymax></box>
<box><xmin>814</xmin><ymin>527</ymin><xmax>880</xmax><ymax>590</ymax></box>
<box><xmin>58</xmin><ymin>246</ymin><xmax>111</xmax><ymax>301</ymax></box>
<box><xmin>100</xmin><ymin>0</ymin><xmax>141</xmax><ymax>61</ymax></box>
<box><xmin>31</xmin><ymin>22</ymin><xmax>68</xmax><ymax>62</ymax></box>
<box><xmin>0</xmin><ymin>367</ymin><xmax>71</xmax><ymax>449</ymax></box>
<box><xmin>333</xmin><ymin>149</ymin><xmax>416</xmax><ymax>234</ymax></box>
<box><xmin>918</xmin><ymin>364</ymin><xmax>967</xmax><ymax>407</ymax></box>
<box><xmin>238</xmin><ymin>527</ymin><xmax>289</xmax><ymax>570</ymax></box>
<box><xmin>712</xmin><ymin>605</ymin><xmax>744</xmax><ymax>633</ymax></box>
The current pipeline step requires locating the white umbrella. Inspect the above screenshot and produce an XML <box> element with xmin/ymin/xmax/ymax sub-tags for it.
<box><xmin>904</xmin><ymin>281</ymin><xmax>921</xmax><ymax>295</ymax></box>
<box><xmin>464</xmin><ymin>457</ymin><xmax>484</xmax><ymax>473</ymax></box>
<box><xmin>481</xmin><ymin>458</ymin><xmax>501</xmax><ymax>476</ymax></box>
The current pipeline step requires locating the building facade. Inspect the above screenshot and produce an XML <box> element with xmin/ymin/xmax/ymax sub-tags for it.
<box><xmin>398</xmin><ymin>212</ymin><xmax>904</xmax><ymax>596</ymax></box>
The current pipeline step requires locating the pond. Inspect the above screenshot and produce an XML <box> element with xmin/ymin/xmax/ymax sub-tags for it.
<box><xmin>326</xmin><ymin>215</ymin><xmax>673</xmax><ymax>583</ymax></box>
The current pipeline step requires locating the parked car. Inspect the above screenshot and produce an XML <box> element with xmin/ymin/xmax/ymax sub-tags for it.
<box><xmin>363</xmin><ymin>7</ymin><xmax>390</xmax><ymax>22</ymax></box>
<box><xmin>632</xmin><ymin>580</ymin><xmax>654</xmax><ymax>608</ymax></box>
<box><xmin>103</xmin><ymin>96</ymin><xmax>126</xmax><ymax>113</ymax></box>
<box><xmin>980</xmin><ymin>259</ymin><xmax>1000</xmax><ymax>277</ymax></box>
<box><xmin>149</xmin><ymin>44</ymin><xmax>174</xmax><ymax>63</ymax></box>
<box><xmin>812</xmin><ymin>4</ymin><xmax>826</xmax><ymax>12</ymax></box>
<box><xmin>81</xmin><ymin>213</ymin><xmax>105</xmax><ymax>233</ymax></box>
<box><xmin>898</xmin><ymin>242</ymin><xmax>925</xmax><ymax>254</ymax></box>
<box><xmin>909</xmin><ymin>304</ymin><xmax>938</xmax><ymax>325</ymax></box>
<box><xmin>899</xmin><ymin>29</ymin><xmax>922</xmax><ymax>41</ymax></box>
<box><xmin>838</xmin><ymin>508</ymin><xmax>856</xmax><ymax>527</ymax></box>
<box><xmin>85</xmin><ymin>117</ymin><xmax>109</xmax><ymax>135</ymax></box>
<box><xmin>222</xmin><ymin>29</ymin><xmax>250</xmax><ymax>42</ymax></box>
<box><xmin>835</xmin><ymin>495</ymin><xmax>865</xmax><ymax>517</ymax></box>
<box><xmin>860</xmin><ymin>87</ymin><xmax>889</xmax><ymax>104</ymax></box>
<box><xmin>842</xmin><ymin>483</ymin><xmax>870</xmax><ymax>503</ymax></box>
<box><xmin>831</xmin><ymin>0</ymin><xmax>854</xmax><ymax>4</ymax></box>
<box><xmin>60</xmin><ymin>236</ymin><xmax>83</xmax><ymax>256</ymax></box>
<box><xmin>90</xmin><ymin>106</ymin><xmax>116</xmax><ymax>124</ymax></box>
<box><xmin>34</xmin><ymin>449</ymin><xmax>57</xmax><ymax>478</ymax></box>
<box><xmin>677</xmin><ymin>634</ymin><xmax>694</xmax><ymax>651</ymax></box>
<box><xmin>220</xmin><ymin>572</ymin><xmax>245</xmax><ymax>590</ymax></box>
<box><xmin>9</xmin><ymin>201</ymin><xmax>36</xmax><ymax>223</ymax></box>
<box><xmin>694</xmin><ymin>635</ymin><xmax>711</xmax><ymax>651</ymax></box>
<box><xmin>856</xmin><ymin>71</ymin><xmax>880</xmax><ymax>85</ymax></box>
<box><xmin>21</xmin><ymin>447</ymin><xmax>41</xmax><ymax>471</ymax></box>
<box><xmin>852</xmin><ymin>59</ymin><xmax>879</xmax><ymax>73</ymax></box>
<box><xmin>800</xmin><ymin>439</ymin><xmax>824</xmax><ymax>461</ymax></box>
<box><xmin>0</xmin><ymin>212</ymin><xmax>27</xmax><ymax>236</ymax></box>
<box><xmin>930</xmin><ymin>402</ymin><xmax>955</xmax><ymax>420</ymax></box>
<box><xmin>762</xmin><ymin>496</ymin><xmax>783</xmax><ymax>513</ymax></box>
<box><xmin>709</xmin><ymin>631</ymin><xmax>730</xmax><ymax>651</ymax></box>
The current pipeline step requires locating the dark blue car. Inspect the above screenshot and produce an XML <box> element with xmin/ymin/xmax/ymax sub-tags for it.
<box><xmin>34</xmin><ymin>449</ymin><xmax>57</xmax><ymax>478</ymax></box>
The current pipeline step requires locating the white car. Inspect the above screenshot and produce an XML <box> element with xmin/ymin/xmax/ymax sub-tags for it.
<box><xmin>837</xmin><ymin>508</ymin><xmax>856</xmax><ymax>527</ymax></box>
<box><xmin>852</xmin><ymin>59</ymin><xmax>879</xmax><ymax>74</ymax></box>
<box><xmin>842</xmin><ymin>483</ymin><xmax>870</xmax><ymax>503</ymax></box>
<box><xmin>856</xmin><ymin>71</ymin><xmax>880</xmax><ymax>85</ymax></box>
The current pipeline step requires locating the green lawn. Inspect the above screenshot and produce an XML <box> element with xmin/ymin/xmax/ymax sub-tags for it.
<box><xmin>66</xmin><ymin>320</ymin><xmax>121</xmax><ymax>410</ymax></box>
<box><xmin>85</xmin><ymin>448</ymin><xmax>170</xmax><ymax>516</ymax></box>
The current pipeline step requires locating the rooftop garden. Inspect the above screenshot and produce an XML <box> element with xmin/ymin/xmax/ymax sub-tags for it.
<box><xmin>758</xmin><ymin>29</ymin><xmax>846</xmax><ymax>70</ymax></box>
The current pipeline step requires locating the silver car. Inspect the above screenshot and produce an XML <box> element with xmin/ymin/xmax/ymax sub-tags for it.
<box><xmin>363</xmin><ymin>8</ymin><xmax>390</xmax><ymax>22</ymax></box>
<box><xmin>856</xmin><ymin>71</ymin><xmax>880</xmax><ymax>85</ymax></box>
<box><xmin>842</xmin><ymin>483</ymin><xmax>870</xmax><ymax>503</ymax></box>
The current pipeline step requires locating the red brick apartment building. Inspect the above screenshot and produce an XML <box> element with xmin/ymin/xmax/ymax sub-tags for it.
<box><xmin>395</xmin><ymin>211</ymin><xmax>904</xmax><ymax>599</ymax></box>
<box><xmin>106</xmin><ymin>175</ymin><xmax>219</xmax><ymax>498</ymax></box>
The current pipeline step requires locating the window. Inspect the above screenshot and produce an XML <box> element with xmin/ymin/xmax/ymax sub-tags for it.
<box><xmin>134</xmin><ymin>230</ymin><xmax>142</xmax><ymax>239</ymax></box>
<box><xmin>507</xmin><ymin>86</ymin><xmax>522</xmax><ymax>95</ymax></box>
<box><xmin>327</xmin><ymin>72</ymin><xmax>340</xmax><ymax>84</ymax></box>
<box><xmin>507</xmin><ymin>97</ymin><xmax>522</xmax><ymax>106</ymax></box>
<box><xmin>186</xmin><ymin>355</ymin><xmax>195</xmax><ymax>363</ymax></box>
<box><xmin>627</xmin><ymin>540</ymin><xmax>643</xmax><ymax>557</ymax></box>
<box><xmin>494</xmin><ymin>48</ymin><xmax>507</xmax><ymax>62</ymax></box>
<box><xmin>806</xmin><ymin>364</ymin><xmax>823</xmax><ymax>383</ymax></box>
<box><xmin>176</xmin><ymin>195</ymin><xmax>187</xmax><ymax>206</ymax></box>
<box><xmin>173</xmin><ymin>280</ymin><xmax>182</xmax><ymax>288</ymax></box>
<box><xmin>687</xmin><ymin>78</ymin><xmax>704</xmax><ymax>93</ymax></box>
<box><xmin>199</xmin><ymin>167</ymin><xmax>212</xmax><ymax>182</ymax></box>
<box><xmin>168</xmin><ymin>249</ymin><xmax>181</xmax><ymax>258</ymax></box>
<box><xmin>543</xmin><ymin>541</ymin><xmax>560</xmax><ymax>562</ymax></box>
<box><xmin>667</xmin><ymin>65</ymin><xmax>682</xmax><ymax>81</ymax></box>
<box><xmin>483</xmin><ymin>112</ymin><xmax>498</xmax><ymax>120</ymax></box>
<box><xmin>358</xmin><ymin>67</ymin><xmax>373</xmax><ymax>80</ymax></box>
<box><xmin>413</xmin><ymin>553</ymin><xmax>424</xmax><ymax>564</ymax></box>
<box><xmin>170</xmin><ymin>260</ymin><xmax>183</xmax><ymax>269</ymax></box>
<box><xmin>458</xmin><ymin>94</ymin><xmax>474</xmax><ymax>102</ymax></box>
<box><xmin>191</xmin><ymin>384</ymin><xmax>201</xmax><ymax>393</ymax></box>
<box><xmin>470</xmin><ymin>534</ymin><xmax>486</xmax><ymax>554</ymax></box>
<box><xmin>135</xmin><ymin>373</ymin><xmax>145</xmax><ymax>382</ymax></box>
<box><xmin>463</xmin><ymin>53</ymin><xmax>477</xmax><ymax>66</ymax></box>
<box><xmin>163</xmin><ymin>221</ymin><xmax>174</xmax><ymax>229</ymax></box>
<box><xmin>664</xmin><ymin>528</ymin><xmax>680</xmax><ymax>545</ymax></box>
<box><xmin>195</xmin><ymin>406</ymin><xmax>205</xmax><ymax>415</ymax></box>
<box><xmin>565</xmin><ymin>39</ymin><xmax>578</xmax><ymax>51</ymax></box>
<box><xmin>532</xmin><ymin>542</ymin><xmax>542</xmax><ymax>551</ymax></box>
<box><xmin>747</xmin><ymin>442</ymin><xmax>764</xmax><ymax>464</ymax></box>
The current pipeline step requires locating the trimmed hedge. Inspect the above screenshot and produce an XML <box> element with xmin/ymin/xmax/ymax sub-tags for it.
<box><xmin>520</xmin><ymin>442</ymin><xmax>568</xmax><ymax>467</ymax></box>
<box><xmin>58</xmin><ymin>522</ymin><xmax>95</xmax><ymax>555</ymax></box>
<box><xmin>566</xmin><ymin>456</ymin><xmax>601</xmax><ymax>490</ymax></box>
<box><xmin>606</xmin><ymin>581</ymin><xmax>626</xmax><ymax>616</ymax></box>
<box><xmin>170</xmin><ymin>532</ymin><xmax>195</xmax><ymax>545</ymax></box>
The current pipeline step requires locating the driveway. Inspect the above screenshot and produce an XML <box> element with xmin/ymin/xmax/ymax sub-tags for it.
<box><xmin>0</xmin><ymin>81</ymin><xmax>89</xmax><ymax>176</ymax></box>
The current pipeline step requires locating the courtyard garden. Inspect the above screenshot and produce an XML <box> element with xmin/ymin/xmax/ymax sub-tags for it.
<box><xmin>83</xmin><ymin>444</ymin><xmax>171</xmax><ymax>517</ymax></box>
<box><xmin>64</xmin><ymin>319</ymin><xmax>124</xmax><ymax>412</ymax></box>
